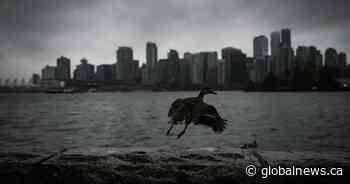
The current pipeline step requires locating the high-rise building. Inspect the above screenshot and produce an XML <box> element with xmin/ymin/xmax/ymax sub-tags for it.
<box><xmin>190</xmin><ymin>52</ymin><xmax>218</xmax><ymax>86</ymax></box>
<box><xmin>253</xmin><ymin>35</ymin><xmax>268</xmax><ymax>59</ymax></box>
<box><xmin>271</xmin><ymin>31</ymin><xmax>281</xmax><ymax>75</ymax></box>
<box><xmin>217</xmin><ymin>59</ymin><xmax>226</xmax><ymax>86</ymax></box>
<box><xmin>116</xmin><ymin>46</ymin><xmax>133</xmax><ymax>81</ymax></box>
<box><xmin>281</xmin><ymin>28</ymin><xmax>291</xmax><ymax>48</ymax></box>
<box><xmin>253</xmin><ymin>36</ymin><xmax>269</xmax><ymax>83</ymax></box>
<box><xmin>146</xmin><ymin>42</ymin><xmax>158</xmax><ymax>84</ymax></box>
<box><xmin>96</xmin><ymin>64</ymin><xmax>113</xmax><ymax>81</ymax></box>
<box><xmin>157</xmin><ymin>59</ymin><xmax>172</xmax><ymax>84</ymax></box>
<box><xmin>325</xmin><ymin>48</ymin><xmax>338</xmax><ymax>68</ymax></box>
<box><xmin>41</xmin><ymin>65</ymin><xmax>57</xmax><ymax>80</ymax></box>
<box><xmin>222</xmin><ymin>47</ymin><xmax>248</xmax><ymax>88</ymax></box>
<box><xmin>73</xmin><ymin>58</ymin><xmax>95</xmax><ymax>81</ymax></box>
<box><xmin>167</xmin><ymin>49</ymin><xmax>180</xmax><ymax>84</ymax></box>
<box><xmin>0</xmin><ymin>78</ymin><xmax>2</xmax><ymax>86</ymax></box>
<box><xmin>56</xmin><ymin>56</ymin><xmax>71</xmax><ymax>80</ymax></box>
<box><xmin>31</xmin><ymin>73</ymin><xmax>41</xmax><ymax>85</ymax></box>
<box><xmin>295</xmin><ymin>46</ymin><xmax>309</xmax><ymax>70</ymax></box>
<box><xmin>338</xmin><ymin>52</ymin><xmax>347</xmax><ymax>70</ymax></box>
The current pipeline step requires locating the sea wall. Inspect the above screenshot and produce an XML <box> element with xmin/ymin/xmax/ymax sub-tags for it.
<box><xmin>0</xmin><ymin>147</ymin><xmax>349</xmax><ymax>184</ymax></box>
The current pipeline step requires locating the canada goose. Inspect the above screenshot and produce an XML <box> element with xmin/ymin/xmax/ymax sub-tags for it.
<box><xmin>167</xmin><ymin>87</ymin><xmax>227</xmax><ymax>138</ymax></box>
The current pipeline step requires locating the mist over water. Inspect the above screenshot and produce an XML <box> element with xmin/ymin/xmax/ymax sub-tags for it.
<box><xmin>0</xmin><ymin>92</ymin><xmax>349</xmax><ymax>154</ymax></box>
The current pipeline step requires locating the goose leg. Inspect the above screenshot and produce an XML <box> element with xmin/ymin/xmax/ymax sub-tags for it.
<box><xmin>166</xmin><ymin>123</ymin><xmax>174</xmax><ymax>136</ymax></box>
<box><xmin>177</xmin><ymin>123</ymin><xmax>189</xmax><ymax>139</ymax></box>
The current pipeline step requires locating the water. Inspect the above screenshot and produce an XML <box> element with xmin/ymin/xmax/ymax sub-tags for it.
<box><xmin>0</xmin><ymin>91</ymin><xmax>350</xmax><ymax>154</ymax></box>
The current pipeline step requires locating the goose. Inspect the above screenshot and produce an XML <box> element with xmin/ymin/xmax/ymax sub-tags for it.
<box><xmin>167</xmin><ymin>87</ymin><xmax>227</xmax><ymax>138</ymax></box>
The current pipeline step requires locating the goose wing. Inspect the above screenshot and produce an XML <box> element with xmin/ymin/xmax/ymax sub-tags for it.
<box><xmin>194</xmin><ymin>104</ymin><xmax>227</xmax><ymax>133</ymax></box>
<box><xmin>168</xmin><ymin>98</ymin><xmax>184</xmax><ymax>117</ymax></box>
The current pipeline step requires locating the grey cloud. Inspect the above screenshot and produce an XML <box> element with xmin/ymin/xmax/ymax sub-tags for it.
<box><xmin>0</xmin><ymin>0</ymin><xmax>349</xmax><ymax>79</ymax></box>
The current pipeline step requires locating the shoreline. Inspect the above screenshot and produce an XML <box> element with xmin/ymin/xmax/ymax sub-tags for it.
<box><xmin>1</xmin><ymin>147</ymin><xmax>349</xmax><ymax>183</ymax></box>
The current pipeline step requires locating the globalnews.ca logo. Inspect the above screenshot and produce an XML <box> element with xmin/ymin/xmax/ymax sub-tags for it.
<box><xmin>245</xmin><ymin>164</ymin><xmax>344</xmax><ymax>179</ymax></box>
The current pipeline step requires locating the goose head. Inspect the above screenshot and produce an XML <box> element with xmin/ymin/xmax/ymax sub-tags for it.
<box><xmin>198</xmin><ymin>87</ymin><xmax>217</xmax><ymax>97</ymax></box>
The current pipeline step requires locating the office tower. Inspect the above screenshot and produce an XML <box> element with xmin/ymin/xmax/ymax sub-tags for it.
<box><xmin>281</xmin><ymin>28</ymin><xmax>291</xmax><ymax>48</ymax></box>
<box><xmin>0</xmin><ymin>78</ymin><xmax>2</xmax><ymax>86</ymax></box>
<box><xmin>222</xmin><ymin>47</ymin><xmax>248</xmax><ymax>88</ymax></box>
<box><xmin>73</xmin><ymin>58</ymin><xmax>95</xmax><ymax>81</ymax></box>
<box><xmin>130</xmin><ymin>60</ymin><xmax>140</xmax><ymax>81</ymax></box>
<box><xmin>178</xmin><ymin>58</ymin><xmax>192</xmax><ymax>89</ymax></box>
<box><xmin>116</xmin><ymin>46</ymin><xmax>133</xmax><ymax>81</ymax></box>
<box><xmin>217</xmin><ymin>59</ymin><xmax>226</xmax><ymax>86</ymax></box>
<box><xmin>338</xmin><ymin>52</ymin><xmax>347</xmax><ymax>70</ymax></box>
<box><xmin>157</xmin><ymin>59</ymin><xmax>172</xmax><ymax>84</ymax></box>
<box><xmin>141</xmin><ymin>64</ymin><xmax>148</xmax><ymax>84</ymax></box>
<box><xmin>96</xmin><ymin>64</ymin><xmax>113</xmax><ymax>81</ymax></box>
<box><xmin>325</xmin><ymin>48</ymin><xmax>338</xmax><ymax>68</ymax></box>
<box><xmin>190</xmin><ymin>52</ymin><xmax>217</xmax><ymax>86</ymax></box>
<box><xmin>271</xmin><ymin>31</ymin><xmax>281</xmax><ymax>75</ymax></box>
<box><xmin>253</xmin><ymin>36</ymin><xmax>269</xmax><ymax>83</ymax></box>
<box><xmin>295</xmin><ymin>46</ymin><xmax>309</xmax><ymax>70</ymax></box>
<box><xmin>31</xmin><ymin>73</ymin><xmax>40</xmax><ymax>85</ymax></box>
<box><xmin>253</xmin><ymin>35</ymin><xmax>268</xmax><ymax>59</ymax></box>
<box><xmin>146</xmin><ymin>42</ymin><xmax>158</xmax><ymax>84</ymax></box>
<box><xmin>56</xmin><ymin>56</ymin><xmax>71</xmax><ymax>80</ymax></box>
<box><xmin>41</xmin><ymin>65</ymin><xmax>57</xmax><ymax>80</ymax></box>
<box><xmin>167</xmin><ymin>49</ymin><xmax>180</xmax><ymax>84</ymax></box>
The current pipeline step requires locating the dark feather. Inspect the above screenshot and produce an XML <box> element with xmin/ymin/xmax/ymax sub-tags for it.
<box><xmin>194</xmin><ymin>104</ymin><xmax>227</xmax><ymax>133</ymax></box>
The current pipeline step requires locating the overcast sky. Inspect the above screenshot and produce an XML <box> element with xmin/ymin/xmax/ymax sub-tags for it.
<box><xmin>0</xmin><ymin>0</ymin><xmax>349</xmax><ymax>79</ymax></box>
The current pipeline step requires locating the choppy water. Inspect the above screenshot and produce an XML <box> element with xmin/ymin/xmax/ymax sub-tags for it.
<box><xmin>0</xmin><ymin>91</ymin><xmax>350</xmax><ymax>154</ymax></box>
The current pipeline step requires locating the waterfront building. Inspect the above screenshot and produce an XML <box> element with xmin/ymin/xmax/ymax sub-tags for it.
<box><xmin>146</xmin><ymin>42</ymin><xmax>158</xmax><ymax>84</ymax></box>
<box><xmin>338</xmin><ymin>52</ymin><xmax>347</xmax><ymax>71</ymax></box>
<box><xmin>41</xmin><ymin>65</ymin><xmax>57</xmax><ymax>80</ymax></box>
<box><xmin>222</xmin><ymin>47</ymin><xmax>248</xmax><ymax>88</ymax></box>
<box><xmin>325</xmin><ymin>48</ymin><xmax>338</xmax><ymax>68</ymax></box>
<box><xmin>271</xmin><ymin>31</ymin><xmax>281</xmax><ymax>75</ymax></box>
<box><xmin>253</xmin><ymin>35</ymin><xmax>269</xmax><ymax>83</ymax></box>
<box><xmin>217</xmin><ymin>59</ymin><xmax>226</xmax><ymax>86</ymax></box>
<box><xmin>116</xmin><ymin>46</ymin><xmax>133</xmax><ymax>81</ymax></box>
<box><xmin>31</xmin><ymin>73</ymin><xmax>40</xmax><ymax>85</ymax></box>
<box><xmin>56</xmin><ymin>56</ymin><xmax>71</xmax><ymax>80</ymax></box>
<box><xmin>73</xmin><ymin>58</ymin><xmax>95</xmax><ymax>81</ymax></box>
<box><xmin>281</xmin><ymin>28</ymin><xmax>291</xmax><ymax>48</ymax></box>
<box><xmin>96</xmin><ymin>64</ymin><xmax>113</xmax><ymax>81</ymax></box>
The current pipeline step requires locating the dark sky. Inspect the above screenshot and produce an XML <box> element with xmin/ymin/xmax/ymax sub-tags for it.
<box><xmin>0</xmin><ymin>0</ymin><xmax>349</xmax><ymax>79</ymax></box>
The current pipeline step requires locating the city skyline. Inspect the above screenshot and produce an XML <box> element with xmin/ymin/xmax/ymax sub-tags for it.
<box><xmin>1</xmin><ymin>0</ymin><xmax>350</xmax><ymax>79</ymax></box>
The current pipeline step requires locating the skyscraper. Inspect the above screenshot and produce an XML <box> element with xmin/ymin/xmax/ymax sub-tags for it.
<box><xmin>31</xmin><ymin>73</ymin><xmax>41</xmax><ymax>85</ymax></box>
<box><xmin>190</xmin><ymin>52</ymin><xmax>218</xmax><ymax>86</ymax></box>
<box><xmin>56</xmin><ymin>56</ymin><xmax>71</xmax><ymax>80</ymax></box>
<box><xmin>146</xmin><ymin>42</ymin><xmax>158</xmax><ymax>84</ymax></box>
<box><xmin>280</xmin><ymin>28</ymin><xmax>293</xmax><ymax>79</ymax></box>
<box><xmin>253</xmin><ymin>35</ymin><xmax>268</xmax><ymax>59</ymax></box>
<box><xmin>41</xmin><ymin>65</ymin><xmax>57</xmax><ymax>80</ymax></box>
<box><xmin>338</xmin><ymin>52</ymin><xmax>347</xmax><ymax>70</ymax></box>
<box><xmin>325</xmin><ymin>48</ymin><xmax>338</xmax><ymax>68</ymax></box>
<box><xmin>96</xmin><ymin>64</ymin><xmax>113</xmax><ymax>81</ymax></box>
<box><xmin>73</xmin><ymin>58</ymin><xmax>95</xmax><ymax>81</ymax></box>
<box><xmin>253</xmin><ymin>36</ymin><xmax>269</xmax><ymax>83</ymax></box>
<box><xmin>116</xmin><ymin>46</ymin><xmax>133</xmax><ymax>81</ymax></box>
<box><xmin>222</xmin><ymin>47</ymin><xmax>248</xmax><ymax>88</ymax></box>
<box><xmin>271</xmin><ymin>31</ymin><xmax>281</xmax><ymax>75</ymax></box>
<box><xmin>281</xmin><ymin>28</ymin><xmax>291</xmax><ymax>48</ymax></box>
<box><xmin>167</xmin><ymin>49</ymin><xmax>180</xmax><ymax>84</ymax></box>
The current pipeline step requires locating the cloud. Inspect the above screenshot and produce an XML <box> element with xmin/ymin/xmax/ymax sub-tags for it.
<box><xmin>0</xmin><ymin>0</ymin><xmax>349</xmax><ymax>79</ymax></box>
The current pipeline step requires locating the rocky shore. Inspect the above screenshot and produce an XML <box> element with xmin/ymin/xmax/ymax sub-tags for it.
<box><xmin>0</xmin><ymin>147</ymin><xmax>349</xmax><ymax>184</ymax></box>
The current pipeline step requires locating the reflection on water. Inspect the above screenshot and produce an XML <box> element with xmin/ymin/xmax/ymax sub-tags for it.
<box><xmin>0</xmin><ymin>91</ymin><xmax>350</xmax><ymax>154</ymax></box>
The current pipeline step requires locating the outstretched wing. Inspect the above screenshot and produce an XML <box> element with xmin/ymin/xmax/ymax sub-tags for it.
<box><xmin>194</xmin><ymin>104</ymin><xmax>227</xmax><ymax>133</ymax></box>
